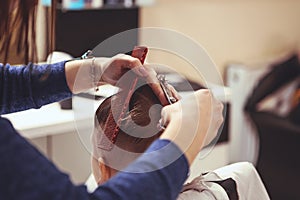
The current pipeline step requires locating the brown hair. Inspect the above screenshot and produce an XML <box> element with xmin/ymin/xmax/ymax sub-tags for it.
<box><xmin>93</xmin><ymin>83</ymin><xmax>164</xmax><ymax>175</ymax></box>
<box><xmin>0</xmin><ymin>0</ymin><xmax>57</xmax><ymax>64</ymax></box>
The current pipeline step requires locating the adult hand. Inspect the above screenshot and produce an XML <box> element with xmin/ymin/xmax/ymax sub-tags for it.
<box><xmin>98</xmin><ymin>54</ymin><xmax>148</xmax><ymax>85</ymax></box>
<box><xmin>160</xmin><ymin>89</ymin><xmax>224</xmax><ymax>165</ymax></box>
<box><xmin>65</xmin><ymin>54</ymin><xmax>148</xmax><ymax>94</ymax></box>
<box><xmin>65</xmin><ymin>54</ymin><xmax>178</xmax><ymax>105</ymax></box>
<box><xmin>99</xmin><ymin>58</ymin><xmax>180</xmax><ymax>105</ymax></box>
<box><xmin>142</xmin><ymin>64</ymin><xmax>181</xmax><ymax>105</ymax></box>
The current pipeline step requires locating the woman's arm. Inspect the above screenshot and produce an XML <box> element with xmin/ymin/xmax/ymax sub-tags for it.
<box><xmin>0</xmin><ymin>117</ymin><xmax>188</xmax><ymax>200</ymax></box>
<box><xmin>0</xmin><ymin>54</ymin><xmax>150</xmax><ymax>115</ymax></box>
<box><xmin>0</xmin><ymin>62</ymin><xmax>72</xmax><ymax>115</ymax></box>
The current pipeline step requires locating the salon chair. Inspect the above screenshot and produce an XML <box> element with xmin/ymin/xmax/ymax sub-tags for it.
<box><xmin>248</xmin><ymin>111</ymin><xmax>300</xmax><ymax>200</ymax></box>
<box><xmin>245</xmin><ymin>54</ymin><xmax>300</xmax><ymax>200</ymax></box>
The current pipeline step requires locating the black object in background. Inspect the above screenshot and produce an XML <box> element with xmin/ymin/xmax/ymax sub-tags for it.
<box><xmin>245</xmin><ymin>54</ymin><xmax>300</xmax><ymax>200</ymax></box>
<box><xmin>289</xmin><ymin>84</ymin><xmax>300</xmax><ymax>124</ymax></box>
<box><xmin>55</xmin><ymin>8</ymin><xmax>139</xmax><ymax>58</ymax></box>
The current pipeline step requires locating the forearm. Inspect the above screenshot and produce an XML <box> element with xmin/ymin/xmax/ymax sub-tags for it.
<box><xmin>0</xmin><ymin>62</ymin><xmax>72</xmax><ymax>114</ymax></box>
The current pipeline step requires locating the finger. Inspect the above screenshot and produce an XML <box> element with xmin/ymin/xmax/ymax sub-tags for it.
<box><xmin>132</xmin><ymin>65</ymin><xmax>149</xmax><ymax>77</ymax></box>
<box><xmin>149</xmin><ymin>82</ymin><xmax>169</xmax><ymax>106</ymax></box>
<box><xmin>161</xmin><ymin>106</ymin><xmax>171</xmax><ymax>127</ymax></box>
<box><xmin>123</xmin><ymin>54</ymin><xmax>149</xmax><ymax>77</ymax></box>
<box><xmin>141</xmin><ymin>66</ymin><xmax>170</xmax><ymax>106</ymax></box>
<box><xmin>131</xmin><ymin>66</ymin><xmax>144</xmax><ymax>77</ymax></box>
<box><xmin>167</xmin><ymin>84</ymin><xmax>181</xmax><ymax>101</ymax></box>
<box><xmin>115</xmin><ymin>54</ymin><xmax>148</xmax><ymax>77</ymax></box>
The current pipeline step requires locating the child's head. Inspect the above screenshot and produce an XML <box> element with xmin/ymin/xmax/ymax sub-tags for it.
<box><xmin>91</xmin><ymin>82</ymin><xmax>164</xmax><ymax>184</ymax></box>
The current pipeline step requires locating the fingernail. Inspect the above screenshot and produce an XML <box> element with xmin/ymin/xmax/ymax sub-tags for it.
<box><xmin>158</xmin><ymin>119</ymin><xmax>163</xmax><ymax>124</ymax></box>
<box><xmin>157</xmin><ymin>119</ymin><xmax>166</xmax><ymax>130</ymax></box>
<box><xmin>139</xmin><ymin>67</ymin><xmax>148</xmax><ymax>76</ymax></box>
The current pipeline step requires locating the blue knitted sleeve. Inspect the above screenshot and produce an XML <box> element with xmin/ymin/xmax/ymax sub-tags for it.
<box><xmin>0</xmin><ymin>62</ymin><xmax>72</xmax><ymax>114</ymax></box>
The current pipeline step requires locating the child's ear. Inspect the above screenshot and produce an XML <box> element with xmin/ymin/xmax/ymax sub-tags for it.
<box><xmin>91</xmin><ymin>157</ymin><xmax>101</xmax><ymax>185</ymax></box>
<box><xmin>98</xmin><ymin>157</ymin><xmax>111</xmax><ymax>185</ymax></box>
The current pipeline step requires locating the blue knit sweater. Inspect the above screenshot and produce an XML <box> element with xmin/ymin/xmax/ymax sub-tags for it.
<box><xmin>0</xmin><ymin>62</ymin><xmax>189</xmax><ymax>200</ymax></box>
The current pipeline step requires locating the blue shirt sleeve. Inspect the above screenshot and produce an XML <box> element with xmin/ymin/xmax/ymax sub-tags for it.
<box><xmin>0</xmin><ymin>117</ymin><xmax>189</xmax><ymax>200</ymax></box>
<box><xmin>0</xmin><ymin>62</ymin><xmax>72</xmax><ymax>114</ymax></box>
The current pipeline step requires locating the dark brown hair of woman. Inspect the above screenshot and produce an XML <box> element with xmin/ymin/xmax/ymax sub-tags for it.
<box><xmin>93</xmin><ymin>82</ymin><xmax>164</xmax><ymax>178</ymax></box>
<box><xmin>0</xmin><ymin>0</ymin><xmax>57</xmax><ymax>64</ymax></box>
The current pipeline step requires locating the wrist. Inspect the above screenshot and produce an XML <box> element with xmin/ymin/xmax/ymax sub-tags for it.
<box><xmin>159</xmin><ymin>117</ymin><xmax>190</xmax><ymax>162</ymax></box>
<box><xmin>65</xmin><ymin>59</ymin><xmax>96</xmax><ymax>94</ymax></box>
<box><xmin>159</xmin><ymin>113</ymin><xmax>205</xmax><ymax>166</ymax></box>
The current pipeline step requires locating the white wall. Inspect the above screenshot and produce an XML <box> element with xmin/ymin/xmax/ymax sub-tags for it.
<box><xmin>141</xmin><ymin>0</ymin><xmax>300</xmax><ymax>80</ymax></box>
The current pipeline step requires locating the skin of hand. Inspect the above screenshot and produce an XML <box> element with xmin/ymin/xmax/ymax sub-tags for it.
<box><xmin>97</xmin><ymin>54</ymin><xmax>149</xmax><ymax>85</ymax></box>
<box><xmin>160</xmin><ymin>89</ymin><xmax>224</xmax><ymax>166</ymax></box>
<box><xmin>64</xmin><ymin>54</ymin><xmax>177</xmax><ymax>106</ymax></box>
<box><xmin>144</xmin><ymin>64</ymin><xmax>181</xmax><ymax>105</ymax></box>
<box><xmin>65</xmin><ymin>54</ymin><xmax>148</xmax><ymax>93</ymax></box>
